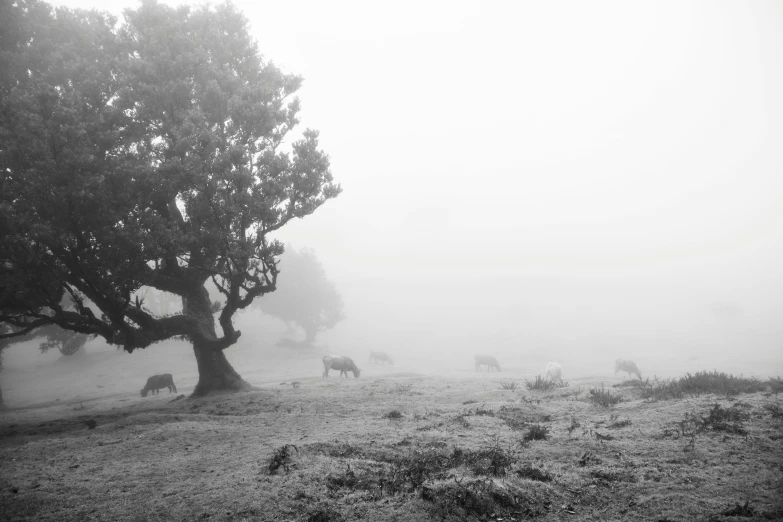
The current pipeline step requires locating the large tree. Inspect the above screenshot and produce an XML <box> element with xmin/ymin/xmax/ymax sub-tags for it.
<box><xmin>254</xmin><ymin>247</ymin><xmax>345</xmax><ymax>345</ymax></box>
<box><xmin>0</xmin><ymin>0</ymin><xmax>340</xmax><ymax>395</ymax></box>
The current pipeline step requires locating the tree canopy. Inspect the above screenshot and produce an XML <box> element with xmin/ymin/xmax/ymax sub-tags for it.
<box><xmin>255</xmin><ymin>246</ymin><xmax>345</xmax><ymax>345</ymax></box>
<box><xmin>0</xmin><ymin>0</ymin><xmax>340</xmax><ymax>395</ymax></box>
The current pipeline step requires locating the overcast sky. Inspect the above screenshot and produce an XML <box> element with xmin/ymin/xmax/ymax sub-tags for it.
<box><xmin>51</xmin><ymin>0</ymin><xmax>783</xmax><ymax>366</ymax></box>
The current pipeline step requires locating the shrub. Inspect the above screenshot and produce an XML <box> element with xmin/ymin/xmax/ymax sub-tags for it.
<box><xmin>588</xmin><ymin>384</ymin><xmax>622</xmax><ymax>407</ymax></box>
<box><xmin>522</xmin><ymin>423</ymin><xmax>550</xmax><ymax>442</ymax></box>
<box><xmin>701</xmin><ymin>404</ymin><xmax>749</xmax><ymax>434</ymax></box>
<box><xmin>678</xmin><ymin>371</ymin><xmax>766</xmax><ymax>396</ymax></box>
<box><xmin>268</xmin><ymin>444</ymin><xmax>298</xmax><ymax>474</ymax></box>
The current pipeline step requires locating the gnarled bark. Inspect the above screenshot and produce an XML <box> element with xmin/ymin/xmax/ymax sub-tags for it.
<box><xmin>185</xmin><ymin>286</ymin><xmax>249</xmax><ymax>396</ymax></box>
<box><xmin>192</xmin><ymin>341</ymin><xmax>248</xmax><ymax>396</ymax></box>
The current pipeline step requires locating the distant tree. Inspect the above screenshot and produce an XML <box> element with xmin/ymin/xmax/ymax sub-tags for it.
<box><xmin>0</xmin><ymin>0</ymin><xmax>340</xmax><ymax>395</ymax></box>
<box><xmin>254</xmin><ymin>247</ymin><xmax>345</xmax><ymax>344</ymax></box>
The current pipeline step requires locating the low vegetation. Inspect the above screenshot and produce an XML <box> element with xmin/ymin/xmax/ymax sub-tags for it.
<box><xmin>631</xmin><ymin>371</ymin><xmax>779</xmax><ymax>402</ymax></box>
<box><xmin>588</xmin><ymin>384</ymin><xmax>623</xmax><ymax>407</ymax></box>
<box><xmin>522</xmin><ymin>423</ymin><xmax>551</xmax><ymax>442</ymax></box>
<box><xmin>1</xmin><ymin>371</ymin><xmax>781</xmax><ymax>521</ymax></box>
<box><xmin>267</xmin><ymin>444</ymin><xmax>298</xmax><ymax>474</ymax></box>
<box><xmin>525</xmin><ymin>375</ymin><xmax>559</xmax><ymax>391</ymax></box>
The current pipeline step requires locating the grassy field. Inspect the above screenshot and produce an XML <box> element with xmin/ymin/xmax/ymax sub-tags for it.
<box><xmin>1</xmin><ymin>353</ymin><xmax>782</xmax><ymax>521</ymax></box>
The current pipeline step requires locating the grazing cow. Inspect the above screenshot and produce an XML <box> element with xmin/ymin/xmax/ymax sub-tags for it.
<box><xmin>323</xmin><ymin>355</ymin><xmax>361</xmax><ymax>378</ymax></box>
<box><xmin>369</xmin><ymin>351</ymin><xmax>394</xmax><ymax>365</ymax></box>
<box><xmin>545</xmin><ymin>362</ymin><xmax>562</xmax><ymax>382</ymax></box>
<box><xmin>141</xmin><ymin>374</ymin><xmax>177</xmax><ymax>397</ymax></box>
<box><xmin>615</xmin><ymin>358</ymin><xmax>642</xmax><ymax>380</ymax></box>
<box><xmin>474</xmin><ymin>355</ymin><xmax>501</xmax><ymax>372</ymax></box>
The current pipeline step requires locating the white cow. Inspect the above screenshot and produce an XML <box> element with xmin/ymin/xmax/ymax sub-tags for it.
<box><xmin>615</xmin><ymin>358</ymin><xmax>641</xmax><ymax>379</ymax></box>
<box><xmin>545</xmin><ymin>362</ymin><xmax>562</xmax><ymax>382</ymax></box>
<box><xmin>474</xmin><ymin>355</ymin><xmax>501</xmax><ymax>372</ymax></box>
<box><xmin>323</xmin><ymin>355</ymin><xmax>361</xmax><ymax>378</ymax></box>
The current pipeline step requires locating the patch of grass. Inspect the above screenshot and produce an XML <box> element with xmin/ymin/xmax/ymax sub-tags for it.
<box><xmin>763</xmin><ymin>403</ymin><xmax>783</xmax><ymax>419</ymax></box>
<box><xmin>499</xmin><ymin>381</ymin><xmax>518</xmax><ymax>391</ymax></box>
<box><xmin>525</xmin><ymin>375</ymin><xmax>558</xmax><ymax>391</ymax></box>
<box><xmin>607</xmin><ymin>414</ymin><xmax>632</xmax><ymax>429</ymax></box>
<box><xmin>721</xmin><ymin>500</ymin><xmax>756</xmax><ymax>517</ymax></box>
<box><xmin>768</xmin><ymin>377</ymin><xmax>783</xmax><ymax>396</ymax></box>
<box><xmin>458</xmin><ymin>438</ymin><xmax>517</xmax><ymax>477</ymax></box>
<box><xmin>522</xmin><ymin>423</ymin><xmax>550</xmax><ymax>442</ymax></box>
<box><xmin>306</xmin><ymin>507</ymin><xmax>343</xmax><ymax>522</ymax></box>
<box><xmin>613</xmin><ymin>378</ymin><xmax>647</xmax><ymax>388</ymax></box>
<box><xmin>566</xmin><ymin>417</ymin><xmax>581</xmax><ymax>435</ymax></box>
<box><xmin>514</xmin><ymin>464</ymin><xmax>553</xmax><ymax>482</ymax></box>
<box><xmin>678</xmin><ymin>371</ymin><xmax>766</xmax><ymax>397</ymax></box>
<box><xmin>384</xmin><ymin>410</ymin><xmax>403</xmax><ymax>419</ymax></box>
<box><xmin>590</xmin><ymin>468</ymin><xmax>637</xmax><ymax>483</ymax></box>
<box><xmin>588</xmin><ymin>384</ymin><xmax>622</xmax><ymax>407</ymax></box>
<box><xmin>464</xmin><ymin>406</ymin><xmax>494</xmax><ymax>417</ymax></box>
<box><xmin>267</xmin><ymin>444</ymin><xmax>298</xmax><ymax>474</ymax></box>
<box><xmin>701</xmin><ymin>404</ymin><xmax>750</xmax><ymax>434</ymax></box>
<box><xmin>387</xmin><ymin>383</ymin><xmax>414</xmax><ymax>394</ymax></box>
<box><xmin>421</xmin><ymin>476</ymin><xmax>544</xmax><ymax>520</ymax></box>
<box><xmin>640</xmin><ymin>377</ymin><xmax>685</xmax><ymax>401</ymax></box>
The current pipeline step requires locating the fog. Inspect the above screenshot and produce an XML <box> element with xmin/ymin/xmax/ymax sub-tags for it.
<box><xmin>10</xmin><ymin>0</ymin><xmax>782</xmax><ymax>393</ymax></box>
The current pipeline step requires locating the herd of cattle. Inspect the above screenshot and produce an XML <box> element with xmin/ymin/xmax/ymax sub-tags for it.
<box><xmin>141</xmin><ymin>355</ymin><xmax>642</xmax><ymax>397</ymax></box>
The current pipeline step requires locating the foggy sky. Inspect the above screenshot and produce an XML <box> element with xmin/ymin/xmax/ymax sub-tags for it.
<box><xmin>50</xmin><ymin>0</ymin><xmax>783</xmax><ymax>367</ymax></box>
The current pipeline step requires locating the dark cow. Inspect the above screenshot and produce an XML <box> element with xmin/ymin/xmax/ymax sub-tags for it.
<box><xmin>369</xmin><ymin>350</ymin><xmax>394</xmax><ymax>365</ymax></box>
<box><xmin>475</xmin><ymin>355</ymin><xmax>501</xmax><ymax>372</ymax></box>
<box><xmin>323</xmin><ymin>355</ymin><xmax>361</xmax><ymax>378</ymax></box>
<box><xmin>141</xmin><ymin>374</ymin><xmax>177</xmax><ymax>397</ymax></box>
<box><xmin>615</xmin><ymin>358</ymin><xmax>642</xmax><ymax>380</ymax></box>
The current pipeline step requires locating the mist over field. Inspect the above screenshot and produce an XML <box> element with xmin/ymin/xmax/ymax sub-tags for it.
<box><xmin>3</xmin><ymin>0</ymin><xmax>782</xmax><ymax>408</ymax></box>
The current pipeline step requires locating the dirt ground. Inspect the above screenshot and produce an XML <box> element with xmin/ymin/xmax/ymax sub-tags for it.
<box><xmin>1</xmin><ymin>353</ymin><xmax>782</xmax><ymax>522</ymax></box>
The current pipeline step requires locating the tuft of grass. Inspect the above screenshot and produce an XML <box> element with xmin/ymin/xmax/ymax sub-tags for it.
<box><xmin>588</xmin><ymin>384</ymin><xmax>622</xmax><ymax>407</ymax></box>
<box><xmin>522</xmin><ymin>423</ymin><xmax>550</xmax><ymax>442</ymax></box>
<box><xmin>566</xmin><ymin>417</ymin><xmax>581</xmax><ymax>434</ymax></box>
<box><xmin>267</xmin><ymin>444</ymin><xmax>298</xmax><ymax>474</ymax></box>
<box><xmin>384</xmin><ymin>410</ymin><xmax>403</xmax><ymax>419</ymax></box>
<box><xmin>499</xmin><ymin>381</ymin><xmax>518</xmax><ymax>391</ymax></box>
<box><xmin>525</xmin><ymin>375</ymin><xmax>558</xmax><ymax>391</ymax></box>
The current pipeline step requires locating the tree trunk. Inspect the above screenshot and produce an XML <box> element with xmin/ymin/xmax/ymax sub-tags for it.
<box><xmin>0</xmin><ymin>380</ymin><xmax>4</xmax><ymax>410</ymax></box>
<box><xmin>192</xmin><ymin>341</ymin><xmax>248</xmax><ymax>396</ymax></box>
<box><xmin>185</xmin><ymin>286</ymin><xmax>249</xmax><ymax>396</ymax></box>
